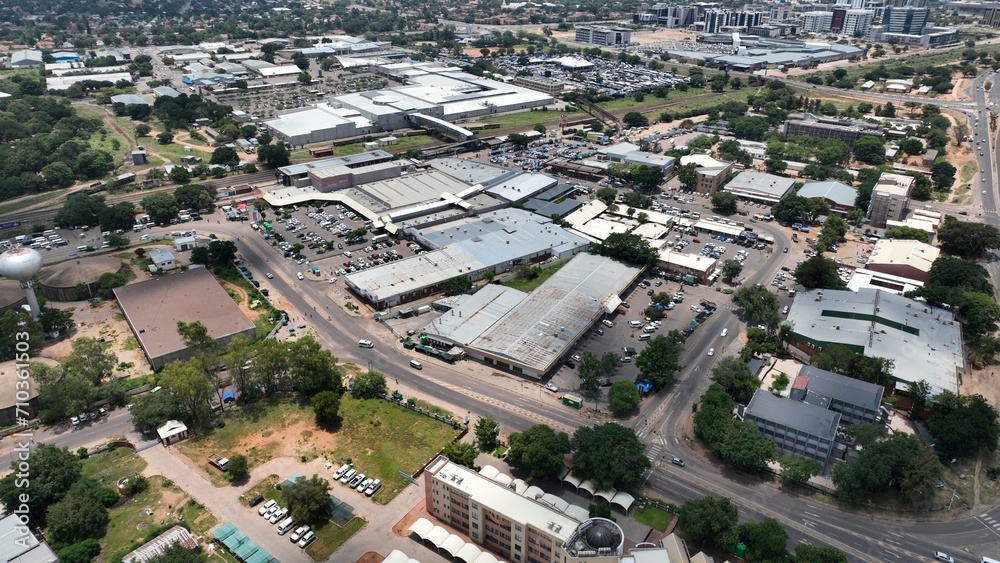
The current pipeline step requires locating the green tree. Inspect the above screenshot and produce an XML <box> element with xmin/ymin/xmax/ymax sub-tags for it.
<box><xmin>284</xmin><ymin>474</ymin><xmax>331</xmax><ymax>523</ymax></box>
<box><xmin>475</xmin><ymin>416</ymin><xmax>500</xmax><ymax>450</ymax></box>
<box><xmin>677</xmin><ymin>163</ymin><xmax>698</xmax><ymax>190</ymax></box>
<box><xmin>159</xmin><ymin>360</ymin><xmax>214</xmax><ymax>426</ymax></box>
<box><xmin>99</xmin><ymin>202</ymin><xmax>138</xmax><ymax>232</ymax></box>
<box><xmin>930</xmin><ymin>160</ymin><xmax>957</xmax><ymax>191</ymax></box>
<box><xmin>106</xmin><ymin>232</ymin><xmax>130</xmax><ymax>249</ymax></box>
<box><xmin>46</xmin><ymin>486</ymin><xmax>109</xmax><ymax>544</ymax></box>
<box><xmin>157</xmin><ymin>131</ymin><xmax>174</xmax><ymax>144</ymax></box>
<box><xmin>227</xmin><ymin>454</ymin><xmax>249</xmax><ymax>479</ymax></box>
<box><xmin>289</xmin><ymin>335</ymin><xmax>341</xmax><ymax>398</ymax></box>
<box><xmin>141</xmin><ymin>192</ymin><xmax>181</xmax><ymax>224</ymax></box>
<box><xmin>571</xmin><ymin>423</ymin><xmax>651</xmax><ymax>489</ymax></box>
<box><xmin>34</xmin><ymin>363</ymin><xmax>97</xmax><ymax>423</ymax></box>
<box><xmin>592</xmin><ymin>233</ymin><xmax>658</xmax><ymax>266</ymax></box>
<box><xmin>443</xmin><ymin>441</ymin><xmax>479</xmax><ymax>468</ymax></box>
<box><xmin>42</xmin><ymin>161</ymin><xmax>75</xmax><ymax>188</ymax></box>
<box><xmin>883</xmin><ymin>226</ymin><xmax>930</xmax><ymax>243</ymax></box>
<box><xmin>795</xmin><ymin>544</ymin><xmax>847</xmax><ymax>563</ymax></box>
<box><xmin>507</xmin><ymin>424</ymin><xmax>572</xmax><ymax>479</ymax></box>
<box><xmin>75</xmin><ymin>150</ymin><xmax>114</xmax><ymax>178</ymax></box>
<box><xmin>635</xmin><ymin>333</ymin><xmax>683</xmax><ymax>388</ymax></box>
<box><xmin>928</xmin><ymin>392</ymin><xmax>1000</xmax><ymax>460</ymax></box>
<box><xmin>710</xmin><ymin>357</ymin><xmax>760</xmax><ymax>403</ymax></box>
<box><xmin>506</xmin><ymin>133</ymin><xmax>531</xmax><ymax>148</ymax></box>
<box><xmin>441</xmin><ymin>275</ymin><xmax>473</xmax><ymax>296</ymax></box>
<box><xmin>129</xmin><ymin>389</ymin><xmax>182</xmax><ymax>433</ymax></box>
<box><xmin>938</xmin><ymin>215</ymin><xmax>1000</xmax><ymax>259</ymax></box>
<box><xmin>779</xmin><ymin>454</ymin><xmax>821</xmax><ymax>483</ymax></box>
<box><xmin>732</xmin><ymin>285</ymin><xmax>781</xmax><ymax>331</ymax></box>
<box><xmin>710</xmin><ymin>191</ymin><xmax>738</xmax><ymax>214</ymax></box>
<box><xmin>210</xmin><ymin>146</ymin><xmax>240</xmax><ymax>168</ymax></box>
<box><xmin>794</xmin><ymin>255</ymin><xmax>846</xmax><ymax>289</ymax></box>
<box><xmin>832</xmin><ymin>432</ymin><xmax>938</xmax><ymax>503</ymax></box>
<box><xmin>258</xmin><ymin>142</ymin><xmax>291</xmax><ymax>167</ymax></box>
<box><xmin>595</xmin><ymin>187</ymin><xmax>617</xmax><ymax>205</ymax></box>
<box><xmin>63</xmin><ymin>336</ymin><xmax>117</xmax><ymax>386</ymax></box>
<box><xmin>174</xmin><ymin>183</ymin><xmax>217</xmax><ymax>210</ymax></box>
<box><xmin>350</xmin><ymin>371</ymin><xmax>387</xmax><ymax>399</ymax></box>
<box><xmin>716</xmin><ymin>420</ymin><xmax>775</xmax><ymax>471</ymax></box>
<box><xmin>898</xmin><ymin>138</ymin><xmax>924</xmax><ymax>155</ymax></box>
<box><xmin>852</xmin><ymin>135</ymin><xmax>885</xmax><ymax>165</ymax></box>
<box><xmin>632</xmin><ymin>165</ymin><xmax>666</xmax><ymax>191</ymax></box>
<box><xmin>56</xmin><ymin>194</ymin><xmax>106</xmax><ymax>227</ymax></box>
<box><xmin>533</xmin><ymin>123</ymin><xmax>547</xmax><ymax>134</ymax></box>
<box><xmin>135</xmin><ymin>124</ymin><xmax>152</xmax><ymax>137</ymax></box>
<box><xmin>312</xmin><ymin>390</ymin><xmax>342</xmax><ymax>424</ymax></box>
<box><xmin>169</xmin><ymin>166</ymin><xmax>191</xmax><ymax>184</ymax></box>
<box><xmin>764</xmin><ymin>155</ymin><xmax>787</xmax><ymax>175</ymax></box>
<box><xmin>622</xmin><ymin>111</ymin><xmax>649</xmax><ymax>128</ymax></box>
<box><xmin>0</xmin><ymin>445</ymin><xmax>81</xmax><ymax>528</ymax></box>
<box><xmin>738</xmin><ymin>518</ymin><xmax>789</xmax><ymax>562</ymax></box>
<box><xmin>721</xmin><ymin>259</ymin><xmax>743</xmax><ymax>283</ymax></box>
<box><xmin>608</xmin><ymin>380</ymin><xmax>640</xmax><ymax>415</ymax></box>
<box><xmin>678</xmin><ymin>495</ymin><xmax>739</xmax><ymax>548</ymax></box>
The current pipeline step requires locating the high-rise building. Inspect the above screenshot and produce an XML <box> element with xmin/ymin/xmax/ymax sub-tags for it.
<box><xmin>982</xmin><ymin>7</ymin><xmax>1000</xmax><ymax>28</ymax></box>
<box><xmin>803</xmin><ymin>11</ymin><xmax>834</xmax><ymax>32</ymax></box>
<box><xmin>703</xmin><ymin>8</ymin><xmax>764</xmax><ymax>32</ymax></box>
<box><xmin>831</xmin><ymin>7</ymin><xmax>847</xmax><ymax>32</ymax></box>
<box><xmin>842</xmin><ymin>9</ymin><xmax>875</xmax><ymax>36</ymax></box>
<box><xmin>866</xmin><ymin>173</ymin><xmax>913</xmax><ymax>228</ymax></box>
<box><xmin>882</xmin><ymin>6</ymin><xmax>929</xmax><ymax>34</ymax></box>
<box><xmin>575</xmin><ymin>26</ymin><xmax>631</xmax><ymax>46</ymax></box>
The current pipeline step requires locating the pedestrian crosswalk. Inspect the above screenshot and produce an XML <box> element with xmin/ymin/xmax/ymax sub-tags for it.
<box><xmin>979</xmin><ymin>513</ymin><xmax>1000</xmax><ymax>532</ymax></box>
<box><xmin>647</xmin><ymin>443</ymin><xmax>661</xmax><ymax>463</ymax></box>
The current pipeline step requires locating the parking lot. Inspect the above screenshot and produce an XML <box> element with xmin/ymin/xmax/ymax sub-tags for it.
<box><xmin>251</xmin><ymin>202</ymin><xmax>430</xmax><ymax>282</ymax></box>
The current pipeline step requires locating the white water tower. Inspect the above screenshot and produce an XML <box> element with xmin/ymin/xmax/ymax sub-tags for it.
<box><xmin>0</xmin><ymin>248</ymin><xmax>43</xmax><ymax>320</ymax></box>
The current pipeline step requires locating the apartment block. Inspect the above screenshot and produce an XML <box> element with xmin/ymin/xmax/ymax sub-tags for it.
<box><xmin>866</xmin><ymin>172</ymin><xmax>913</xmax><ymax>228</ymax></box>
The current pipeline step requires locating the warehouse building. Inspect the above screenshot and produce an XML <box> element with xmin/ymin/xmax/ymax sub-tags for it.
<box><xmin>345</xmin><ymin>209</ymin><xmax>590</xmax><ymax>310</ymax></box>
<box><xmin>276</xmin><ymin>150</ymin><xmax>394</xmax><ymax>186</ymax></box>
<box><xmin>114</xmin><ymin>268</ymin><xmax>256</xmax><ymax>370</ymax></box>
<box><xmin>864</xmin><ymin>238</ymin><xmax>938</xmax><ymax>284</ymax></box>
<box><xmin>797</xmin><ymin>181</ymin><xmax>858</xmax><ymax>214</ymax></box>
<box><xmin>308</xmin><ymin>161</ymin><xmax>402</xmax><ymax>192</ymax></box>
<box><xmin>656</xmin><ymin>249</ymin><xmax>718</xmax><ymax>283</ymax></box>
<box><xmin>463</xmin><ymin>253</ymin><xmax>640</xmax><ymax>377</ymax></box>
<box><xmin>264</xmin><ymin>71</ymin><xmax>552</xmax><ymax>143</ymax></box>
<box><xmin>785</xmin><ymin>287</ymin><xmax>962</xmax><ymax>395</ymax></box>
<box><xmin>723</xmin><ymin>171</ymin><xmax>795</xmax><ymax>203</ymax></box>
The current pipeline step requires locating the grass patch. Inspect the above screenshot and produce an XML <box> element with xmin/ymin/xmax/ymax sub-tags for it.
<box><xmin>501</xmin><ymin>261</ymin><xmax>569</xmax><ymax>292</ymax></box>
<box><xmin>289</xmin><ymin>135</ymin><xmax>430</xmax><ymax>162</ymax></box>
<box><xmin>82</xmin><ymin>447</ymin><xmax>148</xmax><ymax>487</ymax></box>
<box><xmin>801</xmin><ymin>43</ymin><xmax>1000</xmax><ymax>85</ymax></box>
<box><xmin>102</xmin><ymin>475</ymin><xmax>216</xmax><ymax>561</ymax></box>
<box><xmin>238</xmin><ymin>474</ymin><xmax>284</xmax><ymax>506</ymax></box>
<box><xmin>123</xmin><ymin>336</ymin><xmax>139</xmax><ymax>351</ymax></box>
<box><xmin>148</xmin><ymin>141</ymin><xmax>214</xmax><ymax>164</ymax></box>
<box><xmin>175</xmin><ymin>397</ymin><xmax>458</xmax><ymax>501</ymax></box>
<box><xmin>305</xmin><ymin>517</ymin><xmax>366</xmax><ymax>560</ymax></box>
<box><xmin>327</xmin><ymin>397</ymin><xmax>459</xmax><ymax>502</ymax></box>
<box><xmin>493</xmin><ymin>445</ymin><xmax>508</xmax><ymax>458</ymax></box>
<box><xmin>0</xmin><ymin>190</ymin><xmax>71</xmax><ymax>216</ymax></box>
<box><xmin>633</xmin><ymin>505</ymin><xmax>672</xmax><ymax>531</ymax></box>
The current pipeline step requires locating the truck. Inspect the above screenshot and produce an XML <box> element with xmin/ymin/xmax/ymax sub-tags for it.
<box><xmin>371</xmin><ymin>234</ymin><xmax>389</xmax><ymax>244</ymax></box>
<box><xmin>208</xmin><ymin>454</ymin><xmax>229</xmax><ymax>471</ymax></box>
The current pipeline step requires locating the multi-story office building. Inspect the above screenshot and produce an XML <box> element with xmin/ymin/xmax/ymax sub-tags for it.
<box><xmin>802</xmin><ymin>11</ymin><xmax>834</xmax><ymax>32</ymax></box>
<box><xmin>866</xmin><ymin>172</ymin><xmax>913</xmax><ymax>228</ymax></box>
<box><xmin>831</xmin><ymin>7</ymin><xmax>847</xmax><ymax>32</ymax></box>
<box><xmin>744</xmin><ymin>390</ymin><xmax>841</xmax><ymax>462</ymax></box>
<box><xmin>575</xmin><ymin>26</ymin><xmax>631</xmax><ymax>46</ymax></box>
<box><xmin>513</xmin><ymin>76</ymin><xmax>564</xmax><ymax>96</ymax></box>
<box><xmin>703</xmin><ymin>8</ymin><xmax>764</xmax><ymax>32</ymax></box>
<box><xmin>783</xmin><ymin>113</ymin><xmax>884</xmax><ymax>149</ymax></box>
<box><xmin>882</xmin><ymin>6</ymin><xmax>929</xmax><ymax>34</ymax></box>
<box><xmin>633</xmin><ymin>4</ymin><xmax>698</xmax><ymax>27</ymax></box>
<box><xmin>792</xmin><ymin>365</ymin><xmax>884</xmax><ymax>425</ymax></box>
<box><xmin>842</xmin><ymin>9</ymin><xmax>875</xmax><ymax>36</ymax></box>
<box><xmin>982</xmin><ymin>7</ymin><xmax>1000</xmax><ymax>28</ymax></box>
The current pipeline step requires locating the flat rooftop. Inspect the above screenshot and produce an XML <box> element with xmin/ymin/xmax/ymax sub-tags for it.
<box><xmin>787</xmin><ymin>288</ymin><xmax>961</xmax><ymax>394</ymax></box>
<box><xmin>113</xmin><ymin>268</ymin><xmax>256</xmax><ymax>361</ymax></box>
<box><xmin>421</xmin><ymin>284</ymin><xmax>528</xmax><ymax>346</ymax></box>
<box><xmin>745</xmin><ymin>389</ymin><xmax>841</xmax><ymax>439</ymax></box>
<box><xmin>468</xmin><ymin>253</ymin><xmax>641</xmax><ymax>374</ymax></box>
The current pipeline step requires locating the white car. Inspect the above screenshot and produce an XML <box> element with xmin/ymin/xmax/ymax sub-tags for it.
<box><xmin>933</xmin><ymin>553</ymin><xmax>954</xmax><ymax>563</ymax></box>
<box><xmin>545</xmin><ymin>382</ymin><xmax>559</xmax><ymax>393</ymax></box>
<box><xmin>297</xmin><ymin>272</ymin><xmax>304</xmax><ymax>280</ymax></box>
<box><xmin>329</xmin><ymin>277</ymin><xmax>337</xmax><ymax>283</ymax></box>
<box><xmin>290</xmin><ymin>525</ymin><xmax>310</xmax><ymax>543</ymax></box>
<box><xmin>258</xmin><ymin>499</ymin><xmax>277</xmax><ymax>516</ymax></box>
<box><xmin>707</xmin><ymin>348</ymin><xmax>715</xmax><ymax>356</ymax></box>
<box><xmin>265</xmin><ymin>272</ymin><xmax>274</xmax><ymax>279</ymax></box>
<box><xmin>269</xmin><ymin>507</ymin><xmax>287</xmax><ymax>524</ymax></box>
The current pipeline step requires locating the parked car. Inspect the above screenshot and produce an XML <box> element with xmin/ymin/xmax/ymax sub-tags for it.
<box><xmin>349</xmin><ymin>473</ymin><xmax>366</xmax><ymax>489</ymax></box>
<box><xmin>248</xmin><ymin>495</ymin><xmax>265</xmax><ymax>508</ymax></box>
<box><xmin>290</xmin><ymin>525</ymin><xmax>310</xmax><ymax>543</ymax></box>
<box><xmin>258</xmin><ymin>499</ymin><xmax>277</xmax><ymax>516</ymax></box>
<box><xmin>545</xmin><ymin>382</ymin><xmax>559</xmax><ymax>393</ymax></box>
<box><xmin>365</xmin><ymin>479</ymin><xmax>382</xmax><ymax>496</ymax></box>
<box><xmin>298</xmin><ymin>531</ymin><xmax>316</xmax><ymax>548</ymax></box>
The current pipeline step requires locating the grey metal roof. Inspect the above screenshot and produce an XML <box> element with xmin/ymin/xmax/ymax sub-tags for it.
<box><xmin>798</xmin><ymin>365</ymin><xmax>884</xmax><ymax>411</ymax></box>
<box><xmin>110</xmin><ymin>94</ymin><xmax>149</xmax><ymax>106</ymax></box>
<box><xmin>798</xmin><ymin>181</ymin><xmax>858</xmax><ymax>207</ymax></box>
<box><xmin>421</xmin><ymin>284</ymin><xmax>527</xmax><ymax>346</ymax></box>
<box><xmin>278</xmin><ymin>150</ymin><xmax>393</xmax><ymax>176</ymax></box>
<box><xmin>0</xmin><ymin>509</ymin><xmax>56</xmax><ymax>563</ymax></box>
<box><xmin>745</xmin><ymin>390</ymin><xmax>841</xmax><ymax>439</ymax></box>
<box><xmin>786</xmin><ymin>288</ymin><xmax>961</xmax><ymax>395</ymax></box>
<box><xmin>428</xmin><ymin>158</ymin><xmax>516</xmax><ymax>187</ymax></box>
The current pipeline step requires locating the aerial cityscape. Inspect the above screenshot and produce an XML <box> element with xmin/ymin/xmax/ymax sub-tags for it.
<box><xmin>2</xmin><ymin>0</ymin><xmax>1000</xmax><ymax>562</ymax></box>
